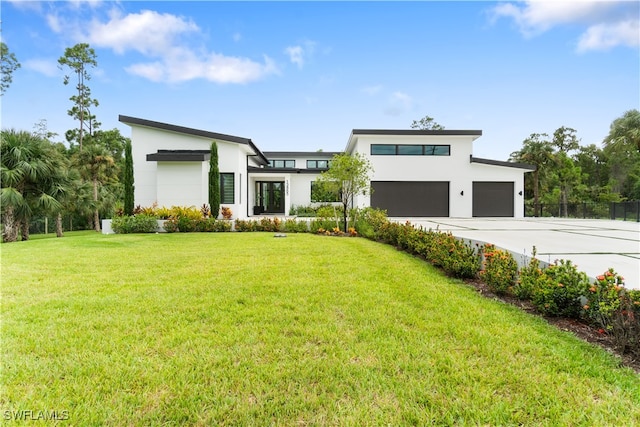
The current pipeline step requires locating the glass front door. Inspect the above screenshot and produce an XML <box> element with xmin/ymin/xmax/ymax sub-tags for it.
<box><xmin>255</xmin><ymin>181</ymin><xmax>284</xmax><ymax>214</ymax></box>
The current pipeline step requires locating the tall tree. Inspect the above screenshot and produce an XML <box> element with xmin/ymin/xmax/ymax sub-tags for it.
<box><xmin>209</xmin><ymin>141</ymin><xmax>220</xmax><ymax>218</ymax></box>
<box><xmin>551</xmin><ymin>126</ymin><xmax>581</xmax><ymax>217</ymax></box>
<box><xmin>316</xmin><ymin>152</ymin><xmax>373</xmax><ymax>232</ymax></box>
<box><xmin>573</xmin><ymin>144</ymin><xmax>617</xmax><ymax>203</ymax></box>
<box><xmin>1</xmin><ymin>130</ymin><xmax>68</xmax><ymax>242</ymax></box>
<box><xmin>603</xmin><ymin>110</ymin><xmax>640</xmax><ymax>198</ymax></box>
<box><xmin>1</xmin><ymin>41</ymin><xmax>21</xmax><ymax>95</ymax></box>
<box><xmin>510</xmin><ymin>133</ymin><xmax>553</xmax><ymax>216</ymax></box>
<box><xmin>604</xmin><ymin>109</ymin><xmax>640</xmax><ymax>153</ymax></box>
<box><xmin>58</xmin><ymin>43</ymin><xmax>98</xmax><ymax>151</ymax></box>
<box><xmin>411</xmin><ymin>115</ymin><xmax>445</xmax><ymax>130</ymax></box>
<box><xmin>123</xmin><ymin>140</ymin><xmax>134</xmax><ymax>216</ymax></box>
<box><xmin>75</xmin><ymin>140</ymin><xmax>117</xmax><ymax>232</ymax></box>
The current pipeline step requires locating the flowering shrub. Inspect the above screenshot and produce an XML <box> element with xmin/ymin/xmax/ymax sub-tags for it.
<box><xmin>530</xmin><ymin>259</ymin><xmax>590</xmax><ymax>318</ymax></box>
<box><xmin>233</xmin><ymin>219</ymin><xmax>256</xmax><ymax>232</ymax></box>
<box><xmin>309</xmin><ymin>219</ymin><xmax>343</xmax><ymax>233</ymax></box>
<box><xmin>514</xmin><ymin>246</ymin><xmax>544</xmax><ymax>301</ymax></box>
<box><xmin>480</xmin><ymin>244</ymin><xmax>518</xmax><ymax>295</ymax></box>
<box><xmin>584</xmin><ymin>269</ymin><xmax>640</xmax><ymax>355</ymax></box>
<box><xmin>439</xmin><ymin>234</ymin><xmax>481</xmax><ymax>279</ymax></box>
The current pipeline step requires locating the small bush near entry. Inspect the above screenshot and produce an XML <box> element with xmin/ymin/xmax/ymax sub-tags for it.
<box><xmin>480</xmin><ymin>244</ymin><xmax>518</xmax><ymax>295</ymax></box>
<box><xmin>112</xmin><ymin>214</ymin><xmax>158</xmax><ymax>234</ymax></box>
<box><xmin>531</xmin><ymin>259</ymin><xmax>590</xmax><ymax>318</ymax></box>
<box><xmin>352</xmin><ymin>207</ymin><xmax>387</xmax><ymax>239</ymax></box>
<box><xmin>283</xmin><ymin>219</ymin><xmax>309</xmax><ymax>233</ymax></box>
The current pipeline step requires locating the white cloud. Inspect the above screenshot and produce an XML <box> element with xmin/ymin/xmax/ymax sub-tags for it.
<box><xmin>65</xmin><ymin>8</ymin><xmax>278</xmax><ymax>84</ymax></box>
<box><xmin>284</xmin><ymin>46</ymin><xmax>304</xmax><ymax>68</ymax></box>
<box><xmin>577</xmin><ymin>19</ymin><xmax>640</xmax><ymax>52</ymax></box>
<box><xmin>126</xmin><ymin>48</ymin><xmax>278</xmax><ymax>84</ymax></box>
<box><xmin>284</xmin><ymin>40</ymin><xmax>317</xmax><ymax>69</ymax></box>
<box><xmin>46</xmin><ymin>13</ymin><xmax>63</xmax><ymax>33</ymax></box>
<box><xmin>23</xmin><ymin>59</ymin><xmax>60</xmax><ymax>77</ymax></box>
<box><xmin>6</xmin><ymin>0</ymin><xmax>43</xmax><ymax>12</ymax></box>
<box><xmin>384</xmin><ymin>91</ymin><xmax>413</xmax><ymax>116</ymax></box>
<box><xmin>85</xmin><ymin>9</ymin><xmax>200</xmax><ymax>55</ymax></box>
<box><xmin>490</xmin><ymin>1</ymin><xmax>639</xmax><ymax>51</ymax></box>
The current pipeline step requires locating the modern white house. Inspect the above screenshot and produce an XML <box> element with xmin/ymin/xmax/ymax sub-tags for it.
<box><xmin>119</xmin><ymin>115</ymin><xmax>535</xmax><ymax>219</ymax></box>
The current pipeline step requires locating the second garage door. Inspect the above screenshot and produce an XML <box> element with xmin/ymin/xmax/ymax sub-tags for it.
<box><xmin>473</xmin><ymin>181</ymin><xmax>514</xmax><ymax>217</ymax></box>
<box><xmin>371</xmin><ymin>181</ymin><xmax>449</xmax><ymax>217</ymax></box>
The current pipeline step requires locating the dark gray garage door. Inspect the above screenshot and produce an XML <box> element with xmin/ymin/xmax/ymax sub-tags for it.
<box><xmin>371</xmin><ymin>181</ymin><xmax>449</xmax><ymax>217</ymax></box>
<box><xmin>473</xmin><ymin>182</ymin><xmax>514</xmax><ymax>217</ymax></box>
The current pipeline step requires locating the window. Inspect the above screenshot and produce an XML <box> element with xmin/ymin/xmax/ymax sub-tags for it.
<box><xmin>397</xmin><ymin>145</ymin><xmax>423</xmax><ymax>155</ymax></box>
<box><xmin>311</xmin><ymin>181</ymin><xmax>340</xmax><ymax>202</ymax></box>
<box><xmin>268</xmin><ymin>160</ymin><xmax>295</xmax><ymax>168</ymax></box>
<box><xmin>425</xmin><ymin>145</ymin><xmax>450</xmax><ymax>156</ymax></box>
<box><xmin>220</xmin><ymin>173</ymin><xmax>234</xmax><ymax>204</ymax></box>
<box><xmin>371</xmin><ymin>144</ymin><xmax>396</xmax><ymax>155</ymax></box>
<box><xmin>371</xmin><ymin>144</ymin><xmax>450</xmax><ymax>156</ymax></box>
<box><xmin>307</xmin><ymin>159</ymin><xmax>330</xmax><ymax>169</ymax></box>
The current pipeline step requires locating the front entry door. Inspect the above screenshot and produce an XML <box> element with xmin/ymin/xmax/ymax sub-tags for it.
<box><xmin>256</xmin><ymin>181</ymin><xmax>284</xmax><ymax>214</ymax></box>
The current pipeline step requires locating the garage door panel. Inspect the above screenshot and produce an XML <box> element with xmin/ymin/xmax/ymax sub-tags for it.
<box><xmin>473</xmin><ymin>182</ymin><xmax>514</xmax><ymax>217</ymax></box>
<box><xmin>371</xmin><ymin>181</ymin><xmax>449</xmax><ymax>217</ymax></box>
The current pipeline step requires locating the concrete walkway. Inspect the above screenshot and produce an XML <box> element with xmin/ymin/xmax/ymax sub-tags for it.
<box><xmin>393</xmin><ymin>218</ymin><xmax>640</xmax><ymax>290</ymax></box>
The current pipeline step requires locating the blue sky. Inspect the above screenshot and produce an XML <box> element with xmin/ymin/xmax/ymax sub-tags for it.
<box><xmin>2</xmin><ymin>1</ymin><xmax>639</xmax><ymax>160</ymax></box>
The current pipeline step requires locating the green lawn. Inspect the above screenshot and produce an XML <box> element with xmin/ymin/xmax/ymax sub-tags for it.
<box><xmin>2</xmin><ymin>232</ymin><xmax>639</xmax><ymax>425</ymax></box>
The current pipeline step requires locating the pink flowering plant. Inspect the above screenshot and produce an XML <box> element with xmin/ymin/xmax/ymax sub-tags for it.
<box><xmin>530</xmin><ymin>259</ymin><xmax>590</xmax><ymax>318</ymax></box>
<box><xmin>480</xmin><ymin>244</ymin><xmax>518</xmax><ymax>295</ymax></box>
<box><xmin>584</xmin><ymin>269</ymin><xmax>640</xmax><ymax>355</ymax></box>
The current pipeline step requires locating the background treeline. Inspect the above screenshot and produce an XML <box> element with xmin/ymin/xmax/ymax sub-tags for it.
<box><xmin>1</xmin><ymin>43</ymin><xmax>131</xmax><ymax>242</ymax></box>
<box><xmin>509</xmin><ymin>110</ymin><xmax>640</xmax><ymax>217</ymax></box>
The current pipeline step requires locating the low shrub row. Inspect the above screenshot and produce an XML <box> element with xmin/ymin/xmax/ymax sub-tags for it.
<box><xmin>111</xmin><ymin>214</ymin><xmax>159</xmax><ymax>234</ymax></box>
<box><xmin>373</xmin><ymin>221</ymin><xmax>481</xmax><ymax>279</ymax></box>
<box><xmin>163</xmin><ymin>217</ymin><xmax>231</xmax><ymax>233</ymax></box>
<box><xmin>117</xmin><ymin>203</ymin><xmax>233</xmax><ymax>220</ymax></box>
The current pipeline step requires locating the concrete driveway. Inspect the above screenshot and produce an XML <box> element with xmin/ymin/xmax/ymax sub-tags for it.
<box><xmin>393</xmin><ymin>218</ymin><xmax>640</xmax><ymax>290</ymax></box>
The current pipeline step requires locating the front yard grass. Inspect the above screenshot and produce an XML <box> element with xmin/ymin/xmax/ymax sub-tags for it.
<box><xmin>2</xmin><ymin>232</ymin><xmax>639</xmax><ymax>425</ymax></box>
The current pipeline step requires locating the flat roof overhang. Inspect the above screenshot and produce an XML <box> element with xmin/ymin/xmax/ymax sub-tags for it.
<box><xmin>147</xmin><ymin>150</ymin><xmax>211</xmax><ymax>162</ymax></box>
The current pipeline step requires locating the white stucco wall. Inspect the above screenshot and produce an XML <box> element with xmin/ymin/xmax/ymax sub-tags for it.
<box><xmin>348</xmin><ymin>133</ymin><xmax>529</xmax><ymax>218</ymax></box>
<box><xmin>128</xmin><ymin>124</ymin><xmax>256</xmax><ymax>217</ymax></box>
<box><xmin>156</xmin><ymin>162</ymin><xmax>206</xmax><ymax>207</ymax></box>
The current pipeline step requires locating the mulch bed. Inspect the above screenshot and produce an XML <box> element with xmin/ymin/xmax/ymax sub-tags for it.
<box><xmin>464</xmin><ymin>278</ymin><xmax>640</xmax><ymax>374</ymax></box>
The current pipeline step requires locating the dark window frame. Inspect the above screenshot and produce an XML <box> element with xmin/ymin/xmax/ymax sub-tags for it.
<box><xmin>310</xmin><ymin>181</ymin><xmax>341</xmax><ymax>203</ymax></box>
<box><xmin>370</xmin><ymin>144</ymin><xmax>451</xmax><ymax>156</ymax></box>
<box><xmin>220</xmin><ymin>173</ymin><xmax>235</xmax><ymax>204</ymax></box>
<box><xmin>268</xmin><ymin>159</ymin><xmax>296</xmax><ymax>168</ymax></box>
<box><xmin>306</xmin><ymin>159</ymin><xmax>332</xmax><ymax>169</ymax></box>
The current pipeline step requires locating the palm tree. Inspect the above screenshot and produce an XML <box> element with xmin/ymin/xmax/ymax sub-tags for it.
<box><xmin>1</xmin><ymin>129</ymin><xmax>67</xmax><ymax>242</ymax></box>
<box><xmin>74</xmin><ymin>141</ymin><xmax>117</xmax><ymax>232</ymax></box>
<box><xmin>604</xmin><ymin>109</ymin><xmax>640</xmax><ymax>153</ymax></box>
<box><xmin>510</xmin><ymin>133</ymin><xmax>553</xmax><ymax>216</ymax></box>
